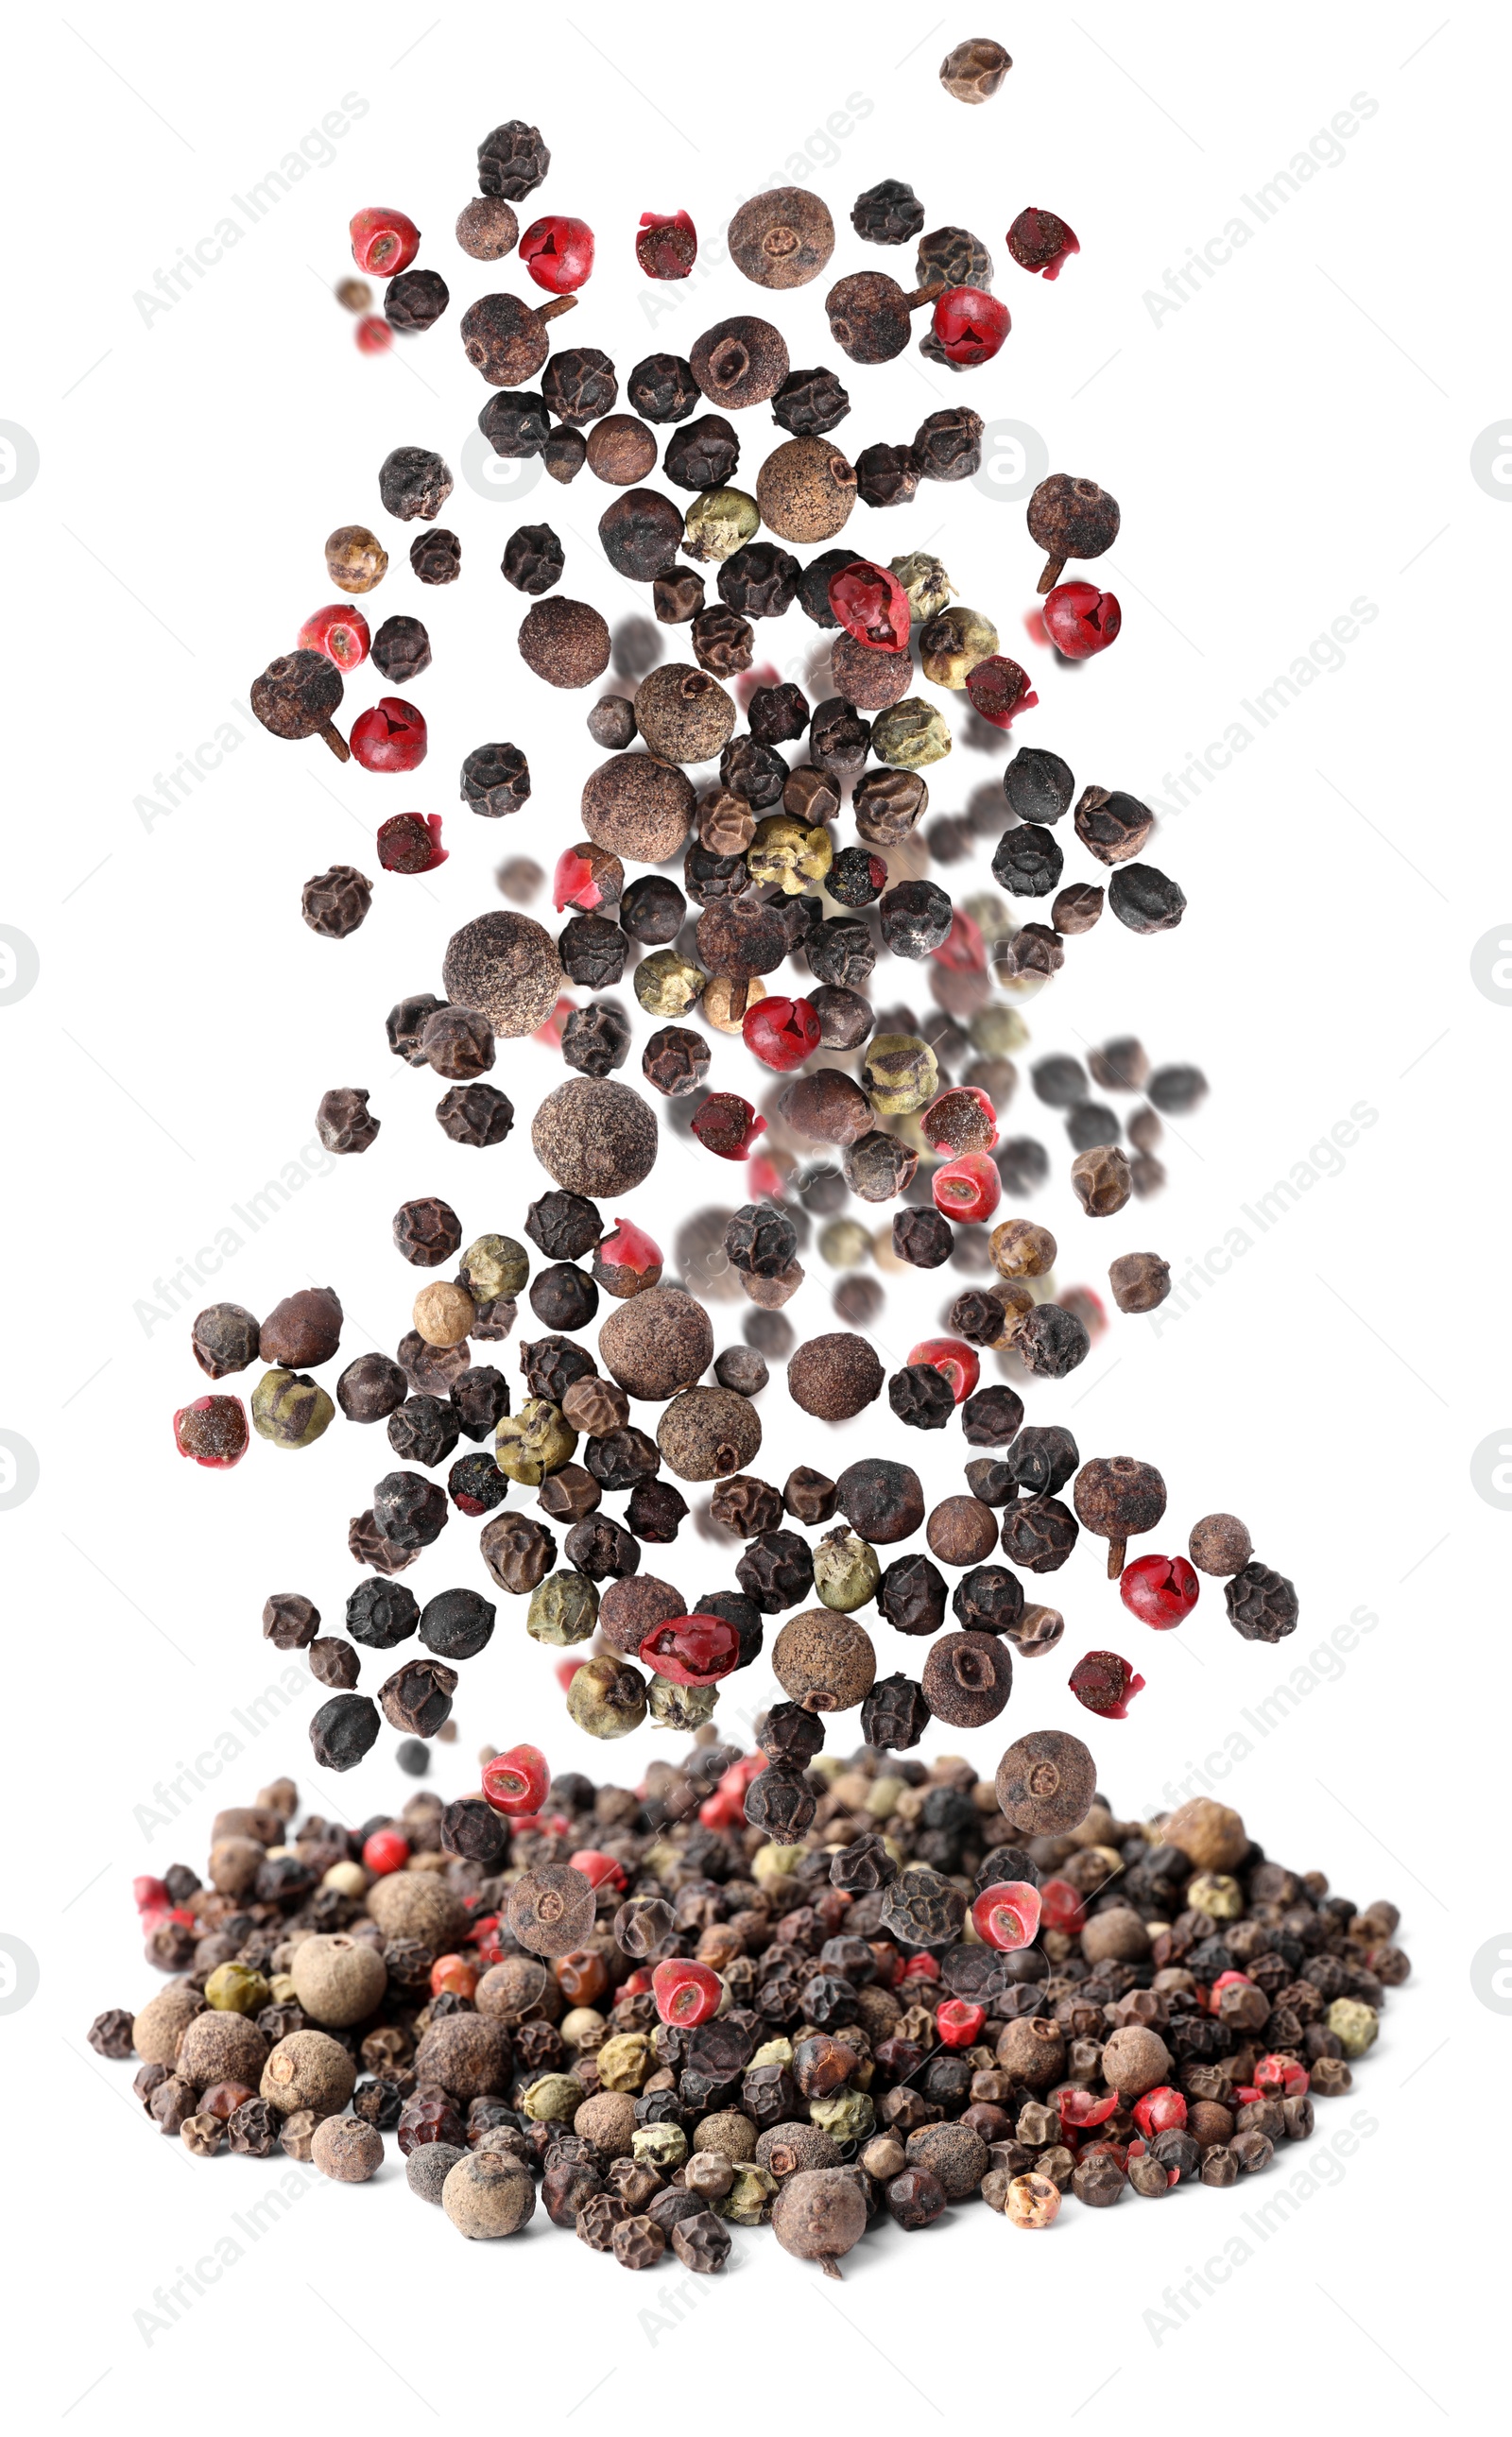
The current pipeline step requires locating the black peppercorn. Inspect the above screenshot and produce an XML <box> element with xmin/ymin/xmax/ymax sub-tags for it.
<box><xmin>371</xmin><ymin>614</ymin><xmax>432</xmax><ymax>683</ymax></box>
<box><xmin>301</xmin><ymin>864</ymin><xmax>371</xmax><ymax>938</ymax></box>
<box><xmin>913</xmin><ymin>407</ymin><xmax>984</xmax><ymax>482</ymax></box>
<box><xmin>411</xmin><ymin>527</ymin><xmax>460</xmax><ymax>585</ymax></box>
<box><xmin>887</xmin><ymin>1364</ymin><xmax>954</xmax><ymax>1433</ymax></box>
<box><xmin>642</xmin><ymin>1025</ymin><xmax>711</xmax><ymax>1098</ymax></box>
<box><xmin>736</xmin><ymin>1530</ymin><xmax>816</xmax><ymax>1615</ymax></box>
<box><xmin>378</xmin><ymin>446</ymin><xmax>454</xmax><ymax>522</ymax></box>
<box><xmin>599</xmin><ymin>489</ymin><xmax>686</xmax><ymax>582</ymax></box>
<box><xmin>1001</xmin><ymin>1497</ymin><xmax>1079</xmax><ymax>1572</ymax></box>
<box><xmin>544</xmin><ymin>347</ymin><xmax>618</xmax><ymax>427</ymax></box>
<box><xmin>528</xmin><ymin>1263</ymin><xmax>598</xmax><ymax>1331</ymax></box>
<box><xmin>525</xmin><ymin>1192</ymin><xmax>602</xmax><ymax>1261</ymax></box>
<box><xmin>461</xmin><ymin>740</ymin><xmax>531</xmax><ymax>820</ymax></box>
<box><xmin>1012</xmin><ymin>1303</ymin><xmax>1091</xmax><ymax>1380</ymax></box>
<box><xmin>718</xmin><ymin>541</ymin><xmax>801</xmax><ymax>619</ymax></box>
<box><xmin>477</xmin><ymin>120</ymin><xmax>550</xmax><ymax>201</ymax></box>
<box><xmin>310</xmin><ymin>1693</ymin><xmax>381</xmax><ymax>1773</ymax></box>
<box><xmin>854</xmin><ymin>442</ymin><xmax>920</xmax><ymax>509</ymax></box>
<box><xmin>851</xmin><ymin>179</ymin><xmax>925</xmax><ymax>246</ymax></box>
<box><xmin>880</xmin><ymin>881</ymin><xmax>954</xmax><ymax>958</ymax></box>
<box><xmin>877</xmin><ymin>1553</ymin><xmax>948</xmax><ymax>1637</ymax></box>
<box><xmin>478</xmin><ymin>389</ymin><xmax>552</xmax><ymax>459</ymax></box>
<box><xmin>992</xmin><ymin>825</ymin><xmax>1064</xmax><ymax>898</ymax></box>
<box><xmin>387</xmin><ymin>1396</ymin><xmax>461</xmax><ymax>1469</ymax></box>
<box><xmin>664</xmin><ymin>416</ymin><xmax>741</xmax><ymax>491</ymax></box>
<box><xmin>561</xmin><ymin>1001</ymin><xmax>631</xmax><ymax>1078</ymax></box>
<box><xmin>1225</xmin><ymin>1562</ymin><xmax>1299</xmax><ymax>1644</ymax></box>
<box><xmin>854</xmin><ymin>767</ymin><xmax>926</xmax><ymax>843</ymax></box>
<box><xmin>385</xmin><ymin>268</ymin><xmax>450</xmax><ymax>333</ymax></box>
<box><xmin>438</xmin><ymin>1082</ymin><xmax>514</xmax><ymax>1148</ymax></box>
<box><xmin>916</xmin><ymin>225</ymin><xmax>994</xmax><ymax>291</ymax></box>
<box><xmin>690</xmin><ymin>602</ymin><xmax>753</xmax><ymax>678</ymax></box>
<box><xmin>588</xmin><ymin>695</ymin><xmax>638</xmax><ymax>751</ymax></box>
<box><xmin>393</xmin><ymin>1197</ymin><xmax>462</xmax><ymax>1268</ymax></box>
<box><xmin>502</xmin><ymin>523</ymin><xmax>564</xmax><ymax>594</ymax></box>
<box><xmin>628</xmin><ymin>352</ymin><xmax>699</xmax><ymax>422</ymax></box>
<box><xmin>558</xmin><ymin>914</ymin><xmax>627</xmax><ymax>989</ymax></box>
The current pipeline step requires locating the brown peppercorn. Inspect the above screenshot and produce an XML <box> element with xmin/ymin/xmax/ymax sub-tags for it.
<box><xmin>771</xmin><ymin>2167</ymin><xmax>868</xmax><ymax>2276</ymax></box>
<box><xmin>316</xmin><ymin>1087</ymin><xmax>380</xmax><ymax>1155</ymax></box>
<box><xmin>597</xmin><ymin>1575</ymin><xmax>683</xmax><ymax>1656</ymax></box>
<box><xmin>996</xmin><ymin>1729</ymin><xmax>1097</xmax><ymax>1834</ymax></box>
<box><xmin>178</xmin><ymin>2009</ymin><xmax>269</xmax><ymax>2091</ymax></box>
<box><xmin>479</xmin><ymin>1511</ymin><xmax>558</xmax><ymax>1596</ymax></box>
<box><xmin>925</xmin><ymin>1497</ymin><xmax>999</xmax><ymax>1567</ymax></box>
<box><xmin>262</xmin><ymin>1592</ymin><xmax>319</xmax><ymax>1651</ymax></box>
<box><xmin>1027</xmin><ymin>472</ymin><xmax>1120</xmax><ymax>594</ymax></box>
<box><xmin>508</xmin><ymin>1864</ymin><xmax>597</xmax><ymax>1958</ymax></box>
<box><xmin>586</xmin><ymin>415</ymin><xmax>659</xmax><ymax>486</ymax></box>
<box><xmin>990</xmin><ymin>1218</ymin><xmax>1057</xmax><ymax>1279</ymax></box>
<box><xmin>532</xmin><ymin>1078</ymin><xmax>659</xmax><ymax>1197</ymax></box>
<box><xmin>582</xmin><ymin>752</ymin><xmax>696</xmax><ymax>862</ymax></box>
<box><xmin>1074</xmin><ymin>785</ymin><xmax>1154</xmax><ymax>867</ymax></box>
<box><xmin>1108</xmin><ymin>1252</ymin><xmax>1171</xmax><ymax>1314</ymax></box>
<box><xmin>1074</xmin><ymin>1455</ymin><xmax>1167</xmax><ymax>1575</ymax></box>
<box><xmin>755</xmin><ymin>438</ymin><xmax>857</xmax><ymax>544</ymax></box>
<box><xmin>301</xmin><ymin>864</ymin><xmax>370</xmax><ymax>936</ymax></box>
<box><xmin>442</xmin><ymin>911</ymin><xmax>562</xmax><ymax>1039</ymax></box>
<box><xmin>634</xmin><ymin>663</ymin><xmax>737</xmax><ymax>765</ymax></box>
<box><xmin>1189</xmin><ymin>1513</ymin><xmax>1254</xmax><ymax>1576</ymax></box>
<box><xmin>920</xmin><ymin>1631</ymin><xmax>1012</xmax><ymax>1728</ymax></box>
<box><xmin>787</xmin><ymin>1332</ymin><xmax>884</xmax><ymax>1421</ymax></box>
<box><xmin>1053</xmin><ymin>882</ymin><xmax>1104</xmax><ymax>934</ymax></box>
<box><xmin>728</xmin><ymin>189</ymin><xmax>836</xmax><ymax>289</ymax></box>
<box><xmin>456</xmin><ymin>196</ymin><xmax>519</xmax><ymax>259</ymax></box>
<box><xmin>325</xmin><ymin>523</ymin><xmax>387</xmax><ymax>593</ymax></box>
<box><xmin>692</xmin><ymin>316</ymin><xmax>790</xmax><ymax>409</ymax></box>
<box><xmin>772</xmin><ymin>1608</ymin><xmax>877</xmax><ymax>1713</ymax></box>
<box><xmin>1162</xmin><ymin>1795</ymin><xmax>1249</xmax><ymax>1872</ymax></box>
<box><xmin>657</xmin><ymin>1386</ymin><xmax>762</xmax><ymax>1483</ymax></box>
<box><xmin>939</xmin><ymin>37</ymin><xmax>1012</xmax><ymax>101</ymax></box>
<box><xmin>825</xmin><ymin>271</ymin><xmax>938</xmax><ymax>367</ymax></box>
<box><xmin>1102</xmin><ymin>2025</ymin><xmax>1175</xmax><ymax>2099</ymax></box>
<box><xmin>599</xmin><ymin>1285</ymin><xmax>713</xmax><ymax>1400</ymax></box>
<box><xmin>779</xmin><ymin>1070</ymin><xmax>873</xmax><ymax>1146</ymax></box>
<box><xmin>517</xmin><ymin>595</ymin><xmax>611</xmax><ymax>689</ymax></box>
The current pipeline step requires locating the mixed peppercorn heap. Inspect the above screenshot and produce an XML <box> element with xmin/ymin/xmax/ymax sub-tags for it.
<box><xmin>91</xmin><ymin>1754</ymin><xmax>1407</xmax><ymax>2269</ymax></box>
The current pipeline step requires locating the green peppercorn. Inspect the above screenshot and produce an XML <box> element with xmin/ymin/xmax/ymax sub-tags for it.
<box><xmin>747</xmin><ymin>814</ymin><xmax>833</xmax><ymax>894</ymax></box>
<box><xmin>647</xmin><ymin>1675</ymin><xmax>721</xmax><ymax>1731</ymax></box>
<box><xmin>970</xmin><ymin>1004</ymin><xmax>1029</xmax><ymax>1056</ymax></box>
<box><xmin>250</xmin><ymin>1367</ymin><xmax>335</xmax><ymax>1450</ymax></box>
<box><xmin>872</xmin><ymin>698</ymin><xmax>953</xmax><ymax>770</ymax></box>
<box><xmin>495</xmin><ymin>1399</ymin><xmax>577</xmax><ymax>1485</ymax></box>
<box><xmin>683</xmin><ymin>488</ymin><xmax>760</xmax><ymax>563</ymax></box>
<box><xmin>203</xmin><ymin>1962</ymin><xmax>270</xmax><ymax>2016</ymax></box>
<box><xmin>1187</xmin><ymin>1871</ymin><xmax>1244</xmax><ymax>1919</ymax></box>
<box><xmin>890</xmin><ymin>551</ymin><xmax>954</xmax><ymax>623</ymax></box>
<box><xmin>460</xmin><ymin>1233</ymin><xmax>530</xmax><ymax>1302</ymax></box>
<box><xmin>633</xmin><ymin>2120</ymin><xmax>688</xmax><ymax>2171</ymax></box>
<box><xmin>1326</xmin><ymin>1998</ymin><xmax>1379</xmax><ymax>2057</ymax></box>
<box><xmin>597</xmin><ymin>2031</ymin><xmax>654</xmax><ymax>2091</ymax></box>
<box><xmin>862</xmin><ymin>1032</ymin><xmax>939</xmax><ymax>1116</ymax></box>
<box><xmin>634</xmin><ymin>948</ymin><xmax>708</xmax><ymax>1018</ymax></box>
<box><xmin>809</xmin><ymin>2089</ymin><xmax>875</xmax><ymax>2144</ymax></box>
<box><xmin>919</xmin><ymin>605</ymin><xmax>998</xmax><ymax>689</ymax></box>
<box><xmin>817</xmin><ymin>1218</ymin><xmax>872</xmax><ymax>1270</ymax></box>
<box><xmin>521</xmin><ymin>2071</ymin><xmax>585</xmax><ymax>2123</ymax></box>
<box><xmin>813</xmin><ymin>1526</ymin><xmax>881</xmax><ymax>1613</ymax></box>
<box><xmin>566</xmin><ymin>1650</ymin><xmax>648</xmax><ymax>1739</ymax></box>
<box><xmin>527</xmin><ymin>1570</ymin><xmax>599</xmax><ymax>1646</ymax></box>
<box><xmin>717</xmin><ymin>2163</ymin><xmax>779</xmax><ymax>2224</ymax></box>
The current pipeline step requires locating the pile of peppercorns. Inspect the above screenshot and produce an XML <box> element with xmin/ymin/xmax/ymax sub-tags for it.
<box><xmin>90</xmin><ymin>1751</ymin><xmax>1406</xmax><ymax>2268</ymax></box>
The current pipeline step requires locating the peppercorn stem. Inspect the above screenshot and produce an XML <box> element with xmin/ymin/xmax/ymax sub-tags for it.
<box><xmin>318</xmin><ymin>720</ymin><xmax>352</xmax><ymax>764</ymax></box>
<box><xmin>1108</xmin><ymin>1536</ymin><xmax>1125</xmax><ymax>1579</ymax></box>
<box><xmin>1037</xmin><ymin>557</ymin><xmax>1066</xmax><ymax>595</ymax></box>
<box><xmin>904</xmin><ymin>283</ymin><xmax>944</xmax><ymax>311</ymax></box>
<box><xmin>823</xmin><ymin>2256</ymin><xmax>844</xmax><ymax>2278</ymax></box>
<box><xmin>539</xmin><ymin>296</ymin><xmax>578</xmax><ymax>325</ymax></box>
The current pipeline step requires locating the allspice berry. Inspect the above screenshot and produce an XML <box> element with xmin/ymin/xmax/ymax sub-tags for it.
<box><xmin>771</xmin><ymin>2167</ymin><xmax>868</xmax><ymax>2276</ymax></box>
<box><xmin>691</xmin><ymin>316</ymin><xmax>790</xmax><ymax>410</ymax></box>
<box><xmin>517</xmin><ymin>595</ymin><xmax>611</xmax><ymax>688</ymax></box>
<box><xmin>532</xmin><ymin>1077</ymin><xmax>659</xmax><ymax>1196</ymax></box>
<box><xmin>1189</xmin><ymin>1513</ymin><xmax>1253</xmax><ymax>1576</ymax></box>
<box><xmin>1161</xmin><ymin>1795</ymin><xmax>1249</xmax><ymax>1873</ymax></box>
<box><xmin>291</xmin><ymin>1933</ymin><xmax>387</xmax><ymax>2029</ymax></box>
<box><xmin>260</xmin><ymin>2030</ymin><xmax>356</xmax><ymax>2118</ymax></box>
<box><xmin>582</xmin><ymin>752</ymin><xmax>696</xmax><ymax>862</ymax></box>
<box><xmin>920</xmin><ymin>1631</ymin><xmax>1011</xmax><ymax>1727</ymax></box>
<box><xmin>995</xmin><ymin>1729</ymin><xmax>1097</xmax><ymax>1834</ymax></box>
<box><xmin>586</xmin><ymin>415</ymin><xmax>658</xmax><ymax>486</ymax></box>
<box><xmin>728</xmin><ymin>189</ymin><xmax>835</xmax><ymax>289</ymax></box>
<box><xmin>1074</xmin><ymin>1454</ymin><xmax>1166</xmax><ymax>1576</ymax></box>
<box><xmin>926</xmin><ymin>1497</ymin><xmax>999</xmax><ymax>1567</ymax></box>
<box><xmin>656</xmin><ymin>1386</ymin><xmax>762</xmax><ymax>1482</ymax></box>
<box><xmin>442</xmin><ymin>910</ymin><xmax>562</xmax><ymax>1038</ymax></box>
<box><xmin>1026</xmin><ymin>472</ymin><xmax>1120</xmax><ymax>594</ymax></box>
<box><xmin>756</xmin><ymin>438</ymin><xmax>856</xmax><ymax>543</ymax></box>
<box><xmin>508</xmin><ymin>1863</ymin><xmax>597</xmax><ymax>1957</ymax></box>
<box><xmin>366</xmin><ymin>1871</ymin><xmax>470</xmax><ymax>1949</ymax></box>
<box><xmin>787</xmin><ymin>1332</ymin><xmax>884</xmax><ymax>1421</ymax></box>
<box><xmin>443</xmin><ymin>2151</ymin><xmax>536</xmax><ymax>2237</ymax></box>
<box><xmin>1101</xmin><ymin>2025</ymin><xmax>1174</xmax><ymax>2100</ymax></box>
<box><xmin>633</xmin><ymin>663</ymin><xmax>736</xmax><ymax>765</ymax></box>
<box><xmin>178</xmin><ymin>2009</ymin><xmax>267</xmax><ymax>2091</ymax></box>
<box><xmin>599</xmin><ymin>1285</ymin><xmax>713</xmax><ymax>1400</ymax></box>
<box><xmin>312</xmin><ymin>2116</ymin><xmax>385</xmax><ymax>2184</ymax></box>
<box><xmin>772</xmin><ymin>1609</ymin><xmax>877</xmax><ymax>1712</ymax></box>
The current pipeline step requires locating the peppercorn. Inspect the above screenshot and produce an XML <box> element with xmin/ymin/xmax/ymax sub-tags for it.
<box><xmin>854</xmin><ymin>440</ymin><xmax>920</xmax><ymax>510</ymax></box>
<box><xmin>1226</xmin><ymin>1562</ymin><xmax>1299</xmax><ymax>1644</ymax></box>
<box><xmin>1188</xmin><ymin>1514</ymin><xmax>1253</xmax><ymax>1577</ymax></box>
<box><xmin>1110</xmin><ymin>862</ymin><xmax>1188</xmax><ymax>934</ymax></box>
<box><xmin>995</xmin><ymin>1730</ymin><xmax>1096</xmax><ymax>1836</ymax></box>
<box><xmin>729</xmin><ymin>188</ymin><xmax>835</xmax><ymax>290</ymax></box>
<box><xmin>691</xmin><ymin>315</ymin><xmax>790</xmax><ymax>411</ymax></box>
<box><xmin>301</xmin><ymin>862</ymin><xmax>371</xmax><ymax>937</ymax></box>
<box><xmin>826</xmin><ymin>271</ymin><xmax>939</xmax><ymax>366</ymax></box>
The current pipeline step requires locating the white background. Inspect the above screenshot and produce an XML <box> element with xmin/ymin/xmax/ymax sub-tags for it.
<box><xmin>1</xmin><ymin>4</ymin><xmax>1501</xmax><ymax>2426</ymax></box>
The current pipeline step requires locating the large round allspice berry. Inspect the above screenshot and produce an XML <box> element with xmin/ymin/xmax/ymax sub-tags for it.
<box><xmin>755</xmin><ymin>438</ymin><xmax>857</xmax><ymax>544</ymax></box>
<box><xmin>771</xmin><ymin>2166</ymin><xmax>867</xmax><ymax>2276</ymax></box>
<box><xmin>995</xmin><ymin>1729</ymin><xmax>1096</xmax><ymax>1835</ymax></box>
<box><xmin>728</xmin><ymin>189</ymin><xmax>836</xmax><ymax>290</ymax></box>
<box><xmin>772</xmin><ymin>1608</ymin><xmax>876</xmax><ymax>1713</ymax></box>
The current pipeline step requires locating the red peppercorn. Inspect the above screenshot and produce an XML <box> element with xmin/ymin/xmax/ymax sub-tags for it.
<box><xmin>481</xmin><ymin>1744</ymin><xmax>551</xmax><ymax>1816</ymax></box>
<box><xmin>569</xmin><ymin>1848</ymin><xmax>627</xmax><ymax>1893</ymax></box>
<box><xmin>172</xmin><ymin>1396</ymin><xmax>248</xmax><ymax>1468</ymax></box>
<box><xmin>354</xmin><ymin>315</ymin><xmax>393</xmax><ymax>356</ymax></box>
<box><xmin>639</xmin><ymin>1614</ymin><xmax>741</xmax><ymax>1686</ymax></box>
<box><xmin>936</xmin><ymin>1998</ymin><xmax>987</xmax><ymax>2049</ymax></box>
<box><xmin>555</xmin><ymin>1657</ymin><xmax>584</xmax><ymax>1694</ymax></box>
<box><xmin>971</xmin><ymin>1881</ymin><xmax>1041</xmax><ymax>1951</ymax></box>
<box><xmin>520</xmin><ymin>214</ymin><xmax>595</xmax><ymax>294</ymax></box>
<box><xmin>350</xmin><ymin>696</ymin><xmax>427</xmax><ymax>773</ymax></box>
<box><xmin>430</xmin><ymin>1953</ymin><xmax>477</xmax><ymax>1999</ymax></box>
<box><xmin>534</xmin><ymin>996</ymin><xmax>576</xmax><ymax>1051</ymax></box>
<box><xmin>1068</xmin><ymin>1650</ymin><xmax>1145</xmax><ymax>1720</ymax></box>
<box><xmin>377</xmin><ymin>813</ymin><xmax>447</xmax><ymax>874</ymax></box>
<box><xmin>596</xmin><ymin>1217</ymin><xmax>662</xmax><ymax>1282</ymax></box>
<box><xmin>1057</xmin><ymin>2086</ymin><xmax>1119</xmax><ymax>2129</ymax></box>
<box><xmin>1254</xmin><ymin>2053</ymin><xmax>1310</xmax><ymax>2098</ymax></box>
<box><xmin>636</xmin><ymin>209</ymin><xmax>697</xmax><ymax>280</ymax></box>
<box><xmin>1120</xmin><ymin>1554</ymin><xmax>1199</xmax><ymax>1630</ymax></box>
<box><xmin>349</xmin><ymin>206</ymin><xmax>420</xmax><ymax>276</ymax></box>
<box><xmin>553</xmin><ymin>842</ymin><xmax>620</xmax><ymax>912</ymax></box>
<box><xmin>1006</xmin><ymin>207</ymin><xmax>1081</xmax><ymax>282</ymax></box>
<box><xmin>299</xmin><ymin>605</ymin><xmax>370</xmax><ymax>671</ymax></box>
<box><xmin>906</xmin><ymin>1335</ymin><xmax>980</xmax><ymax>1403</ymax></box>
<box><xmin>1042</xmin><ymin>581</ymin><xmax>1121</xmax><ymax>658</ymax></box>
<box><xmin>896</xmin><ymin>1952</ymin><xmax>940</xmax><ymax>1985</ymax></box>
<box><xmin>919</xmin><ymin>1085</ymin><xmax>997</xmax><ymax>1156</ymax></box>
<box><xmin>470</xmin><ymin>1914</ymin><xmax>507</xmax><ymax>1965</ymax></box>
<box><xmin>744</xmin><ymin>995</ymin><xmax>821</xmax><ymax>1072</ymax></box>
<box><xmin>1208</xmin><ymin>1969</ymin><xmax>1256</xmax><ymax>2002</ymax></box>
<box><xmin>620</xmin><ymin>1966</ymin><xmax>655</xmax><ymax>2000</ymax></box>
<box><xmin>828</xmin><ymin>559</ymin><xmax>911</xmax><ymax>651</ymax></box>
<box><xmin>745</xmin><ymin>1153</ymin><xmax>786</xmax><ymax>1201</ymax></box>
<box><xmin>133</xmin><ymin>1876</ymin><xmax>167</xmax><ymax>1915</ymax></box>
<box><xmin>932</xmin><ymin>909</ymin><xmax>987</xmax><ymax>974</ymax></box>
<box><xmin>964</xmin><ymin>655</ymin><xmax>1038</xmax><ymax>729</ymax></box>
<box><xmin>1132</xmin><ymin>2085</ymin><xmax>1187</xmax><ymax>2137</ymax></box>
<box><xmin>363</xmin><ymin>1828</ymin><xmax>409</xmax><ymax>1875</ymax></box>
<box><xmin>931</xmin><ymin>1152</ymin><xmax>1001</xmax><ymax>1224</ymax></box>
<box><xmin>651</xmin><ymin>1957</ymin><xmax>723</xmax><ymax>2027</ymax></box>
<box><xmin>1038</xmin><ymin>1878</ymin><xmax>1086</xmax><ymax>1936</ymax></box>
<box><xmin>691</xmin><ymin>1092</ymin><xmax>765</xmax><ymax>1159</ymax></box>
<box><xmin>931</xmin><ymin>285</ymin><xmax>1011</xmax><ymax>366</ymax></box>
